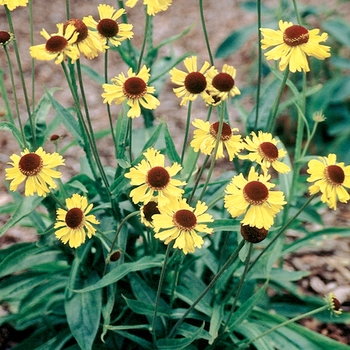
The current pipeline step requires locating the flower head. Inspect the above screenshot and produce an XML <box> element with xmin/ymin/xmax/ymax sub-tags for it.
<box><xmin>125</xmin><ymin>148</ymin><xmax>186</xmax><ymax>206</ymax></box>
<box><xmin>0</xmin><ymin>31</ymin><xmax>13</xmax><ymax>47</ymax></box>
<box><xmin>241</xmin><ymin>224</ymin><xmax>268</xmax><ymax>243</ymax></box>
<box><xmin>54</xmin><ymin>194</ymin><xmax>100</xmax><ymax>248</ymax></box>
<box><xmin>224</xmin><ymin>167</ymin><xmax>286</xmax><ymax>229</ymax></box>
<box><xmin>5</xmin><ymin>147</ymin><xmax>65</xmax><ymax>197</ymax></box>
<box><xmin>125</xmin><ymin>0</ymin><xmax>172</xmax><ymax>16</ymax></box>
<box><xmin>260</xmin><ymin>20</ymin><xmax>330</xmax><ymax>72</ymax></box>
<box><xmin>140</xmin><ymin>198</ymin><xmax>160</xmax><ymax>227</ymax></box>
<box><xmin>190</xmin><ymin>118</ymin><xmax>243</xmax><ymax>161</ymax></box>
<box><xmin>240</xmin><ymin>131</ymin><xmax>290</xmax><ymax>174</ymax></box>
<box><xmin>64</xmin><ymin>18</ymin><xmax>106</xmax><ymax>59</ymax></box>
<box><xmin>0</xmin><ymin>0</ymin><xmax>28</xmax><ymax>10</ymax></box>
<box><xmin>30</xmin><ymin>24</ymin><xmax>79</xmax><ymax>64</ymax></box>
<box><xmin>307</xmin><ymin>154</ymin><xmax>350</xmax><ymax>210</ymax></box>
<box><xmin>206</xmin><ymin>64</ymin><xmax>240</xmax><ymax>103</ymax></box>
<box><xmin>170</xmin><ymin>56</ymin><xmax>215</xmax><ymax>106</ymax></box>
<box><xmin>152</xmin><ymin>198</ymin><xmax>213</xmax><ymax>254</ymax></box>
<box><xmin>102</xmin><ymin>65</ymin><xmax>160</xmax><ymax>118</ymax></box>
<box><xmin>83</xmin><ymin>4</ymin><xmax>133</xmax><ymax>47</ymax></box>
<box><xmin>324</xmin><ymin>293</ymin><xmax>342</xmax><ymax>316</ymax></box>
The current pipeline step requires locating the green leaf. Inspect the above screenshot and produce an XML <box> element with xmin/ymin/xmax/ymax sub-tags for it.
<box><xmin>227</xmin><ymin>281</ymin><xmax>268</xmax><ymax>332</ymax></box>
<box><xmin>208</xmin><ymin>219</ymin><xmax>240</xmax><ymax>232</ymax></box>
<box><xmin>107</xmin><ymin>329</ymin><xmax>152</xmax><ymax>349</ymax></box>
<box><xmin>323</xmin><ymin>19</ymin><xmax>350</xmax><ymax>47</ymax></box>
<box><xmin>157</xmin><ymin>322</ymin><xmax>205</xmax><ymax>349</ymax></box>
<box><xmin>215</xmin><ymin>24</ymin><xmax>256</xmax><ymax>58</ymax></box>
<box><xmin>80</xmin><ymin>64</ymin><xmax>104</xmax><ymax>85</ymax></box>
<box><xmin>123</xmin><ymin>295</ymin><xmax>168</xmax><ymax>317</ymax></box>
<box><xmin>65</xmin><ymin>270</ymin><xmax>102</xmax><ymax>350</ymax></box>
<box><xmin>0</xmin><ymin>196</ymin><xmax>43</xmax><ymax>237</ymax></box>
<box><xmin>163</xmin><ymin>122</ymin><xmax>181</xmax><ymax>164</ymax></box>
<box><xmin>208</xmin><ymin>302</ymin><xmax>224</xmax><ymax>344</ymax></box>
<box><xmin>72</xmin><ymin>255</ymin><xmax>164</xmax><ymax>293</ymax></box>
<box><xmin>0</xmin><ymin>121</ymin><xmax>26</xmax><ymax>148</ymax></box>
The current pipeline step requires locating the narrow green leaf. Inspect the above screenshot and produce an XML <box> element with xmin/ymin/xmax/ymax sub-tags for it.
<box><xmin>108</xmin><ymin>329</ymin><xmax>152</xmax><ymax>349</ymax></box>
<box><xmin>65</xmin><ymin>271</ymin><xmax>102</xmax><ymax>350</ymax></box>
<box><xmin>72</xmin><ymin>255</ymin><xmax>164</xmax><ymax>293</ymax></box>
<box><xmin>0</xmin><ymin>121</ymin><xmax>26</xmax><ymax>148</ymax></box>
<box><xmin>163</xmin><ymin>122</ymin><xmax>181</xmax><ymax>164</ymax></box>
<box><xmin>227</xmin><ymin>281</ymin><xmax>268</xmax><ymax>331</ymax></box>
<box><xmin>123</xmin><ymin>296</ymin><xmax>168</xmax><ymax>317</ymax></box>
<box><xmin>208</xmin><ymin>302</ymin><xmax>224</xmax><ymax>344</ymax></box>
<box><xmin>323</xmin><ymin>19</ymin><xmax>350</xmax><ymax>47</ymax></box>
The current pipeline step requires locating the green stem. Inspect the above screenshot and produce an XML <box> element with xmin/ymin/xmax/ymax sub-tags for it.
<box><xmin>188</xmin><ymin>155</ymin><xmax>210</xmax><ymax>204</ymax></box>
<box><xmin>167</xmin><ymin>240</ymin><xmax>246</xmax><ymax>339</ymax></box>
<box><xmin>29</xmin><ymin>0</ymin><xmax>35</xmax><ymax>114</ymax></box>
<box><xmin>199</xmin><ymin>0</ymin><xmax>214</xmax><ymax>65</ymax></box>
<box><xmin>248</xmin><ymin>194</ymin><xmax>316</xmax><ymax>274</ymax></box>
<box><xmin>0</xmin><ymin>70</ymin><xmax>15</xmax><ymax>124</ymax></box>
<box><xmin>254</xmin><ymin>0</ymin><xmax>262</xmax><ymax>130</ymax></box>
<box><xmin>292</xmin><ymin>0</ymin><xmax>302</xmax><ymax>25</ymax></box>
<box><xmin>239</xmin><ymin>305</ymin><xmax>328</xmax><ymax>348</ymax></box>
<box><xmin>137</xmin><ymin>12</ymin><xmax>151</xmax><ymax>72</ymax></box>
<box><xmin>181</xmin><ymin>101</ymin><xmax>193</xmax><ymax>164</ymax></box>
<box><xmin>151</xmin><ymin>243</ymin><xmax>173</xmax><ymax>345</ymax></box>
<box><xmin>266</xmin><ymin>69</ymin><xmax>289</xmax><ymax>133</ymax></box>
<box><xmin>198</xmin><ymin>103</ymin><xmax>225</xmax><ymax>200</ymax></box>
<box><xmin>104</xmin><ymin>47</ymin><xmax>118</xmax><ymax>156</ymax></box>
<box><xmin>3</xmin><ymin>46</ymin><xmax>26</xmax><ymax>146</ymax></box>
<box><xmin>5</xmin><ymin>6</ymin><xmax>35</xmax><ymax>149</ymax></box>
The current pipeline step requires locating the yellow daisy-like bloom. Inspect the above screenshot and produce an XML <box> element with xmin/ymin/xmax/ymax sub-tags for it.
<box><xmin>140</xmin><ymin>198</ymin><xmax>160</xmax><ymax>227</ymax></box>
<box><xmin>64</xmin><ymin>18</ymin><xmax>106</xmax><ymax>59</ymax></box>
<box><xmin>125</xmin><ymin>0</ymin><xmax>172</xmax><ymax>16</ymax></box>
<box><xmin>83</xmin><ymin>4</ymin><xmax>133</xmax><ymax>47</ymax></box>
<box><xmin>307</xmin><ymin>153</ymin><xmax>350</xmax><ymax>210</ymax></box>
<box><xmin>240</xmin><ymin>131</ymin><xmax>290</xmax><ymax>174</ymax></box>
<box><xmin>169</xmin><ymin>56</ymin><xmax>215</xmax><ymax>106</ymax></box>
<box><xmin>5</xmin><ymin>147</ymin><xmax>65</xmax><ymax>197</ymax></box>
<box><xmin>54</xmin><ymin>194</ymin><xmax>100</xmax><ymax>248</ymax></box>
<box><xmin>260</xmin><ymin>20</ymin><xmax>330</xmax><ymax>72</ymax></box>
<box><xmin>206</xmin><ymin>64</ymin><xmax>241</xmax><ymax>103</ymax></box>
<box><xmin>124</xmin><ymin>148</ymin><xmax>186</xmax><ymax>207</ymax></box>
<box><xmin>324</xmin><ymin>293</ymin><xmax>342</xmax><ymax>316</ymax></box>
<box><xmin>102</xmin><ymin>65</ymin><xmax>160</xmax><ymax>118</ymax></box>
<box><xmin>0</xmin><ymin>0</ymin><xmax>28</xmax><ymax>11</ymax></box>
<box><xmin>224</xmin><ymin>167</ymin><xmax>286</xmax><ymax>229</ymax></box>
<box><xmin>30</xmin><ymin>24</ymin><xmax>79</xmax><ymax>64</ymax></box>
<box><xmin>152</xmin><ymin>198</ymin><xmax>213</xmax><ymax>254</ymax></box>
<box><xmin>190</xmin><ymin>118</ymin><xmax>243</xmax><ymax>161</ymax></box>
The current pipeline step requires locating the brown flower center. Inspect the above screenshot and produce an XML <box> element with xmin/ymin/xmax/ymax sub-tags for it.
<box><xmin>123</xmin><ymin>77</ymin><xmax>147</xmax><ymax>99</ymax></box>
<box><xmin>184</xmin><ymin>72</ymin><xmax>207</xmax><ymax>94</ymax></box>
<box><xmin>240</xmin><ymin>224</ymin><xmax>268</xmax><ymax>243</ymax></box>
<box><xmin>65</xmin><ymin>208</ymin><xmax>84</xmax><ymax>229</ymax></box>
<box><xmin>325</xmin><ymin>165</ymin><xmax>345</xmax><ymax>185</ymax></box>
<box><xmin>46</xmin><ymin>35</ymin><xmax>68</xmax><ymax>53</ymax></box>
<box><xmin>142</xmin><ymin>201</ymin><xmax>160</xmax><ymax>223</ymax></box>
<box><xmin>258</xmin><ymin>142</ymin><xmax>279</xmax><ymax>162</ymax></box>
<box><xmin>146</xmin><ymin>166</ymin><xmax>170</xmax><ymax>190</ymax></box>
<box><xmin>173</xmin><ymin>209</ymin><xmax>197</xmax><ymax>231</ymax></box>
<box><xmin>243</xmin><ymin>181</ymin><xmax>269</xmax><ymax>205</ymax></box>
<box><xmin>283</xmin><ymin>25</ymin><xmax>309</xmax><ymax>47</ymax></box>
<box><xmin>209</xmin><ymin>122</ymin><xmax>232</xmax><ymax>141</ymax></box>
<box><xmin>0</xmin><ymin>31</ymin><xmax>11</xmax><ymax>45</ymax></box>
<box><xmin>97</xmin><ymin>18</ymin><xmax>119</xmax><ymax>38</ymax></box>
<box><xmin>18</xmin><ymin>153</ymin><xmax>43</xmax><ymax>176</ymax></box>
<box><xmin>212</xmin><ymin>72</ymin><xmax>235</xmax><ymax>92</ymax></box>
<box><xmin>65</xmin><ymin>18</ymin><xmax>88</xmax><ymax>43</ymax></box>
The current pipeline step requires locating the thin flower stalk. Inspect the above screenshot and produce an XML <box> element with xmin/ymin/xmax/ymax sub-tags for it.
<box><xmin>199</xmin><ymin>0</ymin><xmax>214</xmax><ymax>65</ymax></box>
<box><xmin>181</xmin><ymin>101</ymin><xmax>193</xmax><ymax>164</ymax></box>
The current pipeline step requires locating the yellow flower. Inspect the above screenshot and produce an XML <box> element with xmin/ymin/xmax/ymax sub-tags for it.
<box><xmin>83</xmin><ymin>4</ymin><xmax>133</xmax><ymax>47</ymax></box>
<box><xmin>140</xmin><ymin>198</ymin><xmax>160</xmax><ymax>227</ymax></box>
<box><xmin>206</xmin><ymin>64</ymin><xmax>240</xmax><ymax>103</ymax></box>
<box><xmin>240</xmin><ymin>131</ymin><xmax>290</xmax><ymax>174</ymax></box>
<box><xmin>324</xmin><ymin>293</ymin><xmax>342</xmax><ymax>316</ymax></box>
<box><xmin>307</xmin><ymin>153</ymin><xmax>350</xmax><ymax>210</ymax></box>
<box><xmin>102</xmin><ymin>65</ymin><xmax>160</xmax><ymax>118</ymax></box>
<box><xmin>224</xmin><ymin>167</ymin><xmax>286</xmax><ymax>229</ymax></box>
<box><xmin>125</xmin><ymin>0</ymin><xmax>172</xmax><ymax>16</ymax></box>
<box><xmin>64</xmin><ymin>18</ymin><xmax>106</xmax><ymax>59</ymax></box>
<box><xmin>124</xmin><ymin>148</ymin><xmax>186</xmax><ymax>207</ymax></box>
<box><xmin>0</xmin><ymin>0</ymin><xmax>28</xmax><ymax>10</ymax></box>
<box><xmin>30</xmin><ymin>24</ymin><xmax>79</xmax><ymax>64</ymax></box>
<box><xmin>152</xmin><ymin>198</ymin><xmax>213</xmax><ymax>254</ymax></box>
<box><xmin>5</xmin><ymin>147</ymin><xmax>65</xmax><ymax>197</ymax></box>
<box><xmin>260</xmin><ymin>20</ymin><xmax>330</xmax><ymax>72</ymax></box>
<box><xmin>54</xmin><ymin>194</ymin><xmax>100</xmax><ymax>248</ymax></box>
<box><xmin>170</xmin><ymin>56</ymin><xmax>215</xmax><ymax>106</ymax></box>
<box><xmin>190</xmin><ymin>118</ymin><xmax>243</xmax><ymax>161</ymax></box>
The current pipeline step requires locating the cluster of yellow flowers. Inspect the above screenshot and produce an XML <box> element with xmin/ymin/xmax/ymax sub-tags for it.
<box><xmin>2</xmin><ymin>1</ymin><xmax>350</xmax><ymax>254</ymax></box>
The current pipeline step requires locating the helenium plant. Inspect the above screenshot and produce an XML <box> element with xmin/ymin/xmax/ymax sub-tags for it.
<box><xmin>1</xmin><ymin>0</ymin><xmax>350</xmax><ymax>349</ymax></box>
